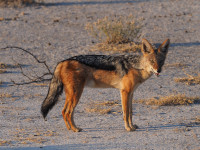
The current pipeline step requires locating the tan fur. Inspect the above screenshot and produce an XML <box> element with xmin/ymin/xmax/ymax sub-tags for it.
<box><xmin>59</xmin><ymin>62</ymin><xmax>155</xmax><ymax>132</ymax></box>
<box><xmin>42</xmin><ymin>38</ymin><xmax>170</xmax><ymax>132</ymax></box>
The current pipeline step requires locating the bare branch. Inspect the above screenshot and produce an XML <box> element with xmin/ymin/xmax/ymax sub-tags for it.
<box><xmin>18</xmin><ymin>64</ymin><xmax>34</xmax><ymax>80</ymax></box>
<box><xmin>10</xmin><ymin>78</ymin><xmax>51</xmax><ymax>86</ymax></box>
<box><xmin>1</xmin><ymin>46</ymin><xmax>53</xmax><ymax>86</ymax></box>
<box><xmin>1</xmin><ymin>46</ymin><xmax>53</xmax><ymax>75</ymax></box>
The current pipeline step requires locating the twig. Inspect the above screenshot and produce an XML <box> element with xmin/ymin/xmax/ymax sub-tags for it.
<box><xmin>10</xmin><ymin>78</ymin><xmax>51</xmax><ymax>86</ymax></box>
<box><xmin>1</xmin><ymin>46</ymin><xmax>53</xmax><ymax>86</ymax></box>
<box><xmin>1</xmin><ymin>46</ymin><xmax>53</xmax><ymax>75</ymax></box>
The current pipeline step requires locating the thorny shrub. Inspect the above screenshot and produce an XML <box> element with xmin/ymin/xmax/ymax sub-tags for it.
<box><xmin>86</xmin><ymin>15</ymin><xmax>141</xmax><ymax>44</ymax></box>
<box><xmin>86</xmin><ymin>15</ymin><xmax>142</xmax><ymax>52</ymax></box>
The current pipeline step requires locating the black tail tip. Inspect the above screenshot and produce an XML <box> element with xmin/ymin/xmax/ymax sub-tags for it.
<box><xmin>41</xmin><ymin>112</ymin><xmax>48</xmax><ymax>121</ymax></box>
<box><xmin>41</xmin><ymin>107</ymin><xmax>48</xmax><ymax>120</ymax></box>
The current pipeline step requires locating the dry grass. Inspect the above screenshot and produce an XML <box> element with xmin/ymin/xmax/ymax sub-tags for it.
<box><xmin>0</xmin><ymin>63</ymin><xmax>19</xmax><ymax>68</ymax></box>
<box><xmin>164</xmin><ymin>63</ymin><xmax>188</xmax><ymax>69</ymax></box>
<box><xmin>174</xmin><ymin>73</ymin><xmax>200</xmax><ymax>85</ymax></box>
<box><xmin>90</xmin><ymin>42</ymin><xmax>141</xmax><ymax>52</ymax></box>
<box><xmin>0</xmin><ymin>93</ymin><xmax>12</xmax><ymax>98</ymax></box>
<box><xmin>14</xmin><ymin>129</ymin><xmax>51</xmax><ymax>144</ymax></box>
<box><xmin>195</xmin><ymin>116</ymin><xmax>200</xmax><ymax>122</ymax></box>
<box><xmin>0</xmin><ymin>63</ymin><xmax>20</xmax><ymax>86</ymax></box>
<box><xmin>0</xmin><ymin>140</ymin><xmax>12</xmax><ymax>146</ymax></box>
<box><xmin>85</xmin><ymin>107</ymin><xmax>112</xmax><ymax>114</ymax></box>
<box><xmin>0</xmin><ymin>63</ymin><xmax>20</xmax><ymax>74</ymax></box>
<box><xmin>135</xmin><ymin>94</ymin><xmax>200</xmax><ymax>106</ymax></box>
<box><xmin>85</xmin><ymin>100</ymin><xmax>121</xmax><ymax>115</ymax></box>
<box><xmin>0</xmin><ymin>63</ymin><xmax>7</xmax><ymax>74</ymax></box>
<box><xmin>86</xmin><ymin>15</ymin><xmax>142</xmax><ymax>52</ymax></box>
<box><xmin>0</xmin><ymin>63</ymin><xmax>7</xmax><ymax>69</ymax></box>
<box><xmin>0</xmin><ymin>93</ymin><xmax>20</xmax><ymax>102</ymax></box>
<box><xmin>0</xmin><ymin>0</ymin><xmax>42</xmax><ymax>7</ymax></box>
<box><xmin>173</xmin><ymin>127</ymin><xmax>191</xmax><ymax>133</ymax></box>
<box><xmin>3</xmin><ymin>128</ymin><xmax>58</xmax><ymax>145</ymax></box>
<box><xmin>33</xmin><ymin>82</ymin><xmax>48</xmax><ymax>86</ymax></box>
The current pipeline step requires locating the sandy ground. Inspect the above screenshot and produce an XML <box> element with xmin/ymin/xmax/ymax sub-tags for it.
<box><xmin>0</xmin><ymin>0</ymin><xmax>200</xmax><ymax>149</ymax></box>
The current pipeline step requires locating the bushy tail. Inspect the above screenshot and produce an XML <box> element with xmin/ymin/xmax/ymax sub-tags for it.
<box><xmin>41</xmin><ymin>63</ymin><xmax>63</xmax><ymax>119</ymax></box>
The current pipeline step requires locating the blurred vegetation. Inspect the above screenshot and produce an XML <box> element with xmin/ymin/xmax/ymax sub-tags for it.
<box><xmin>0</xmin><ymin>0</ymin><xmax>42</xmax><ymax>7</ymax></box>
<box><xmin>86</xmin><ymin>15</ymin><xmax>142</xmax><ymax>52</ymax></box>
<box><xmin>136</xmin><ymin>94</ymin><xmax>200</xmax><ymax>106</ymax></box>
<box><xmin>174</xmin><ymin>73</ymin><xmax>200</xmax><ymax>85</ymax></box>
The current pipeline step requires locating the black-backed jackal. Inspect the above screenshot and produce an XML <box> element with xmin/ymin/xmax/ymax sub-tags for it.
<box><xmin>41</xmin><ymin>38</ymin><xmax>170</xmax><ymax>132</ymax></box>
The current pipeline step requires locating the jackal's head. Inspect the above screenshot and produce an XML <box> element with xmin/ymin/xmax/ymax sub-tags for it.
<box><xmin>141</xmin><ymin>38</ymin><xmax>170</xmax><ymax>76</ymax></box>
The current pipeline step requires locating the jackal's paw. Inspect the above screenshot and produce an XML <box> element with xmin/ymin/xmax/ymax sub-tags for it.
<box><xmin>126</xmin><ymin>126</ymin><xmax>136</xmax><ymax>132</ymax></box>
<box><xmin>131</xmin><ymin>124</ymin><xmax>139</xmax><ymax>129</ymax></box>
<box><xmin>72</xmin><ymin>127</ymin><xmax>83</xmax><ymax>132</ymax></box>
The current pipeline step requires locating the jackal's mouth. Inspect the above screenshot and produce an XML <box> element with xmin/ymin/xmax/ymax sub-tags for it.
<box><xmin>155</xmin><ymin>72</ymin><xmax>160</xmax><ymax>77</ymax></box>
<box><xmin>151</xmin><ymin>69</ymin><xmax>160</xmax><ymax>77</ymax></box>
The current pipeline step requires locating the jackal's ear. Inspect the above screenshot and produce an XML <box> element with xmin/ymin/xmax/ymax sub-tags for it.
<box><xmin>141</xmin><ymin>38</ymin><xmax>154</xmax><ymax>55</ymax></box>
<box><xmin>158</xmin><ymin>39</ymin><xmax>170</xmax><ymax>55</ymax></box>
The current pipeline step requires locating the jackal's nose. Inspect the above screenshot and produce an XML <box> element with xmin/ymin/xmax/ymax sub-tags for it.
<box><xmin>157</xmin><ymin>68</ymin><xmax>161</xmax><ymax>73</ymax></box>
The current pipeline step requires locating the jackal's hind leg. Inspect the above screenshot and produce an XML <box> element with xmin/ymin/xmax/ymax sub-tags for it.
<box><xmin>62</xmin><ymin>99</ymin><xmax>71</xmax><ymax>130</ymax></box>
<box><xmin>63</xmin><ymin>82</ymin><xmax>84</xmax><ymax>132</ymax></box>
<box><xmin>65</xmin><ymin>100</ymin><xmax>82</xmax><ymax>132</ymax></box>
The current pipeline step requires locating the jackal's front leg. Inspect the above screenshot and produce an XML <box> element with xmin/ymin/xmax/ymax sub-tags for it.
<box><xmin>120</xmin><ymin>90</ymin><xmax>135</xmax><ymax>132</ymax></box>
<box><xmin>128</xmin><ymin>92</ymin><xmax>138</xmax><ymax>131</ymax></box>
